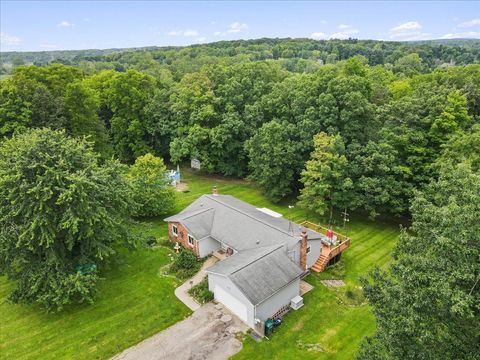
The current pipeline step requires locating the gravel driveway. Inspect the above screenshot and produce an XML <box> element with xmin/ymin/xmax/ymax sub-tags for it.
<box><xmin>111</xmin><ymin>302</ymin><xmax>249</xmax><ymax>360</ymax></box>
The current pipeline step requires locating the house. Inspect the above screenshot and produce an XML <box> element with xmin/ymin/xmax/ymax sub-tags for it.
<box><xmin>164</xmin><ymin>187</ymin><xmax>350</xmax><ymax>335</ymax></box>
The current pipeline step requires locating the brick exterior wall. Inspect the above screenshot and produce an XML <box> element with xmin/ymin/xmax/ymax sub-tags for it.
<box><xmin>300</xmin><ymin>230</ymin><xmax>308</xmax><ymax>271</ymax></box>
<box><xmin>168</xmin><ymin>222</ymin><xmax>199</xmax><ymax>257</ymax></box>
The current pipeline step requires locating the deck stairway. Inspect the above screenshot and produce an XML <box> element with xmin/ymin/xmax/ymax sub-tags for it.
<box><xmin>302</xmin><ymin>221</ymin><xmax>351</xmax><ymax>273</ymax></box>
<box><xmin>311</xmin><ymin>251</ymin><xmax>331</xmax><ymax>272</ymax></box>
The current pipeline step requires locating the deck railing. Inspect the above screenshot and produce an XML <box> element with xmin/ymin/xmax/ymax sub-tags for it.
<box><xmin>301</xmin><ymin>221</ymin><xmax>351</xmax><ymax>245</ymax></box>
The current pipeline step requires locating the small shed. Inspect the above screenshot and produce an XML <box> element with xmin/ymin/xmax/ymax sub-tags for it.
<box><xmin>191</xmin><ymin>158</ymin><xmax>201</xmax><ymax>170</ymax></box>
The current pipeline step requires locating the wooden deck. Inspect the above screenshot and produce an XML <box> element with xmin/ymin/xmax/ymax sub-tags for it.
<box><xmin>301</xmin><ymin>221</ymin><xmax>351</xmax><ymax>273</ymax></box>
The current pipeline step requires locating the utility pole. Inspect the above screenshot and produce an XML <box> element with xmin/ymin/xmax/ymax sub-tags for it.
<box><xmin>341</xmin><ymin>208</ymin><xmax>349</xmax><ymax>232</ymax></box>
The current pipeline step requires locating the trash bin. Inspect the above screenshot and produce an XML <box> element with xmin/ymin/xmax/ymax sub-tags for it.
<box><xmin>265</xmin><ymin>318</ymin><xmax>274</xmax><ymax>336</ymax></box>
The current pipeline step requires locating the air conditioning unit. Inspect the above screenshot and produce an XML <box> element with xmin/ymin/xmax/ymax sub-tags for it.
<box><xmin>290</xmin><ymin>295</ymin><xmax>304</xmax><ymax>310</ymax></box>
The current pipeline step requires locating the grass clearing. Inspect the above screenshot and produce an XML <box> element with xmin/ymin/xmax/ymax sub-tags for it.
<box><xmin>0</xmin><ymin>168</ymin><xmax>400</xmax><ymax>359</ymax></box>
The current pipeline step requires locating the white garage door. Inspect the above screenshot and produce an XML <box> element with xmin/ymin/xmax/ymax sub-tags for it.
<box><xmin>214</xmin><ymin>285</ymin><xmax>248</xmax><ymax>323</ymax></box>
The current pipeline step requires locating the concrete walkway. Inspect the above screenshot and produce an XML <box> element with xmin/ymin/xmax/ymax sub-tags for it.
<box><xmin>174</xmin><ymin>256</ymin><xmax>218</xmax><ymax>311</ymax></box>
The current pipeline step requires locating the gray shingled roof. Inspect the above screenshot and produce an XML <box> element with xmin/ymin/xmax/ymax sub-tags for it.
<box><xmin>165</xmin><ymin>194</ymin><xmax>322</xmax><ymax>305</ymax></box>
<box><xmin>165</xmin><ymin>194</ymin><xmax>325</xmax><ymax>251</ymax></box>
<box><xmin>206</xmin><ymin>245</ymin><xmax>282</xmax><ymax>276</ymax></box>
<box><xmin>227</xmin><ymin>247</ymin><xmax>303</xmax><ymax>305</ymax></box>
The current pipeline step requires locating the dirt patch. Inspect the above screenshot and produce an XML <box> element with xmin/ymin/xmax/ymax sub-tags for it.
<box><xmin>111</xmin><ymin>302</ymin><xmax>249</xmax><ymax>360</ymax></box>
<box><xmin>292</xmin><ymin>319</ymin><xmax>304</xmax><ymax>331</ymax></box>
<box><xmin>320</xmin><ymin>280</ymin><xmax>346</xmax><ymax>287</ymax></box>
<box><xmin>175</xmin><ymin>182</ymin><xmax>189</xmax><ymax>192</ymax></box>
<box><xmin>296</xmin><ymin>340</ymin><xmax>326</xmax><ymax>352</ymax></box>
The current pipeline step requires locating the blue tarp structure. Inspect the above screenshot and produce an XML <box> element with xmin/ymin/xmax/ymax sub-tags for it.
<box><xmin>165</xmin><ymin>165</ymin><xmax>181</xmax><ymax>186</ymax></box>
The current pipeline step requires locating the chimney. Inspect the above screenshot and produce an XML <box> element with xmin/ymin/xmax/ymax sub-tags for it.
<box><xmin>300</xmin><ymin>228</ymin><xmax>308</xmax><ymax>271</ymax></box>
<box><xmin>212</xmin><ymin>186</ymin><xmax>219</xmax><ymax>196</ymax></box>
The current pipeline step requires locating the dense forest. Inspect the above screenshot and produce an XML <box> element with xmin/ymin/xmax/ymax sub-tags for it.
<box><xmin>2</xmin><ymin>38</ymin><xmax>478</xmax><ymax>219</ymax></box>
<box><xmin>2</xmin><ymin>38</ymin><xmax>480</xmax><ymax>75</ymax></box>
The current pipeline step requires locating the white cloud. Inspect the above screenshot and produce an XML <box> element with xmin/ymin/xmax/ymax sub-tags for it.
<box><xmin>196</xmin><ymin>37</ymin><xmax>207</xmax><ymax>42</ymax></box>
<box><xmin>310</xmin><ymin>32</ymin><xmax>328</xmax><ymax>40</ymax></box>
<box><xmin>441</xmin><ymin>31</ymin><xmax>480</xmax><ymax>39</ymax></box>
<box><xmin>390</xmin><ymin>21</ymin><xmax>422</xmax><ymax>32</ymax></box>
<box><xmin>168</xmin><ymin>29</ymin><xmax>199</xmax><ymax>37</ymax></box>
<box><xmin>210</xmin><ymin>21</ymin><xmax>216</xmax><ymax>25</ymax></box>
<box><xmin>389</xmin><ymin>21</ymin><xmax>430</xmax><ymax>40</ymax></box>
<box><xmin>310</xmin><ymin>26</ymin><xmax>360</xmax><ymax>40</ymax></box>
<box><xmin>58</xmin><ymin>20</ymin><xmax>74</xmax><ymax>27</ymax></box>
<box><xmin>320</xmin><ymin>20</ymin><xmax>327</xmax><ymax>25</ymax></box>
<box><xmin>458</xmin><ymin>18</ymin><xmax>480</xmax><ymax>28</ymax></box>
<box><xmin>227</xmin><ymin>22</ymin><xmax>248</xmax><ymax>33</ymax></box>
<box><xmin>213</xmin><ymin>22</ymin><xmax>248</xmax><ymax>37</ymax></box>
<box><xmin>0</xmin><ymin>32</ymin><xmax>21</xmax><ymax>46</ymax></box>
<box><xmin>330</xmin><ymin>29</ymin><xmax>359</xmax><ymax>40</ymax></box>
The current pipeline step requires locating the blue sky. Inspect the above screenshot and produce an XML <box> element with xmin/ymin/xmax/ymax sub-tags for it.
<box><xmin>1</xmin><ymin>1</ymin><xmax>480</xmax><ymax>52</ymax></box>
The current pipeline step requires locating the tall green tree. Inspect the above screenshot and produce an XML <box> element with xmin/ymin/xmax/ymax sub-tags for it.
<box><xmin>430</xmin><ymin>90</ymin><xmax>472</xmax><ymax>145</ymax></box>
<box><xmin>392</xmin><ymin>53</ymin><xmax>424</xmax><ymax>77</ymax></box>
<box><xmin>104</xmin><ymin>70</ymin><xmax>156</xmax><ymax>162</ymax></box>
<box><xmin>0</xmin><ymin>75</ymin><xmax>34</xmax><ymax>136</ymax></box>
<box><xmin>127</xmin><ymin>153</ymin><xmax>175</xmax><ymax>217</ymax></box>
<box><xmin>245</xmin><ymin>121</ymin><xmax>299</xmax><ymax>201</ymax></box>
<box><xmin>298</xmin><ymin>132</ymin><xmax>352</xmax><ymax>217</ymax></box>
<box><xmin>0</xmin><ymin>129</ymin><xmax>132</xmax><ymax>311</ymax></box>
<box><xmin>348</xmin><ymin>141</ymin><xmax>412</xmax><ymax>218</ymax></box>
<box><xmin>435</xmin><ymin>124</ymin><xmax>480</xmax><ymax>173</ymax></box>
<box><xmin>358</xmin><ymin>164</ymin><xmax>480</xmax><ymax>359</ymax></box>
<box><xmin>64</xmin><ymin>80</ymin><xmax>109</xmax><ymax>155</ymax></box>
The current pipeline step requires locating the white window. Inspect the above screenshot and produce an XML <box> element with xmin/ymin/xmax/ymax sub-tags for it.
<box><xmin>188</xmin><ymin>234</ymin><xmax>194</xmax><ymax>245</ymax></box>
<box><xmin>306</xmin><ymin>246</ymin><xmax>311</xmax><ymax>254</ymax></box>
<box><xmin>172</xmin><ymin>225</ymin><xmax>178</xmax><ymax>236</ymax></box>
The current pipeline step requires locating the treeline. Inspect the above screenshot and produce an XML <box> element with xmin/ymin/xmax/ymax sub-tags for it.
<box><xmin>2</xmin><ymin>38</ymin><xmax>480</xmax><ymax>77</ymax></box>
<box><xmin>1</xmin><ymin>41</ymin><xmax>479</xmax><ymax>219</ymax></box>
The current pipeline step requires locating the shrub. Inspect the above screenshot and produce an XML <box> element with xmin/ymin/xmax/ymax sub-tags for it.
<box><xmin>170</xmin><ymin>250</ymin><xmax>201</xmax><ymax>280</ymax></box>
<box><xmin>188</xmin><ymin>278</ymin><xmax>214</xmax><ymax>304</ymax></box>
<box><xmin>127</xmin><ymin>154</ymin><xmax>176</xmax><ymax>217</ymax></box>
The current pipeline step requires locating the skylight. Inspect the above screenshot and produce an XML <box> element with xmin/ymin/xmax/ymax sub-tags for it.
<box><xmin>256</xmin><ymin>207</ymin><xmax>283</xmax><ymax>218</ymax></box>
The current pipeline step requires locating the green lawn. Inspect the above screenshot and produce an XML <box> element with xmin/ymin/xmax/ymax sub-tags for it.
<box><xmin>0</xmin><ymin>169</ymin><xmax>400</xmax><ymax>359</ymax></box>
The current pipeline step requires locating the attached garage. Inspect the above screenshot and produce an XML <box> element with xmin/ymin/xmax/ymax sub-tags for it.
<box><xmin>214</xmin><ymin>285</ymin><xmax>248</xmax><ymax>323</ymax></box>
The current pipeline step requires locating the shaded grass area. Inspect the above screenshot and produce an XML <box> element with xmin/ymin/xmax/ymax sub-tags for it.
<box><xmin>0</xmin><ymin>168</ymin><xmax>399</xmax><ymax>359</ymax></box>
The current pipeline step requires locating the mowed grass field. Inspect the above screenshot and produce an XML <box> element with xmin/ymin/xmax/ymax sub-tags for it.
<box><xmin>0</xmin><ymin>169</ymin><xmax>400</xmax><ymax>359</ymax></box>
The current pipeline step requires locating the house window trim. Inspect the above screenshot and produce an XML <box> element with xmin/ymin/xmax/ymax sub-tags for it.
<box><xmin>172</xmin><ymin>224</ymin><xmax>178</xmax><ymax>237</ymax></box>
<box><xmin>188</xmin><ymin>234</ymin><xmax>195</xmax><ymax>246</ymax></box>
<box><xmin>306</xmin><ymin>245</ymin><xmax>311</xmax><ymax>254</ymax></box>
